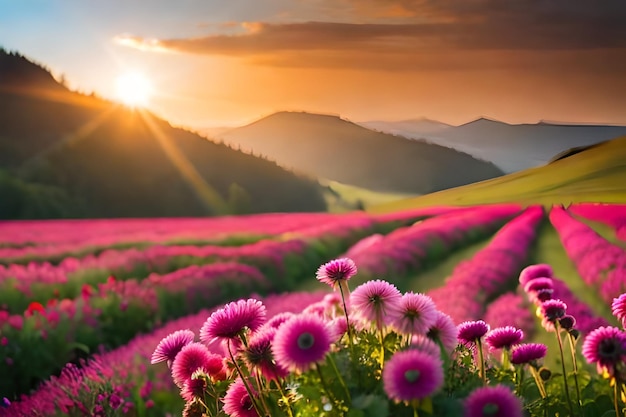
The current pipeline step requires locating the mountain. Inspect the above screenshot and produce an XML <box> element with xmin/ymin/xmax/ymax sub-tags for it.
<box><xmin>217</xmin><ymin>111</ymin><xmax>503</xmax><ymax>194</ymax></box>
<box><xmin>372</xmin><ymin>135</ymin><xmax>626</xmax><ymax>212</ymax></box>
<box><xmin>358</xmin><ymin>117</ymin><xmax>626</xmax><ymax>173</ymax></box>
<box><xmin>0</xmin><ymin>50</ymin><xmax>327</xmax><ymax>218</ymax></box>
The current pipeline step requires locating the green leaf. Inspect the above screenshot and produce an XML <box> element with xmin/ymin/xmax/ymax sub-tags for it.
<box><xmin>352</xmin><ymin>394</ymin><xmax>390</xmax><ymax>417</ymax></box>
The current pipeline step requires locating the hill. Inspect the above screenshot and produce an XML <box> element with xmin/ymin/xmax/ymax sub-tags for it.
<box><xmin>217</xmin><ymin>111</ymin><xmax>503</xmax><ymax>194</ymax></box>
<box><xmin>0</xmin><ymin>50</ymin><xmax>327</xmax><ymax>218</ymax></box>
<box><xmin>359</xmin><ymin>117</ymin><xmax>626</xmax><ymax>173</ymax></box>
<box><xmin>371</xmin><ymin>135</ymin><xmax>626</xmax><ymax>212</ymax></box>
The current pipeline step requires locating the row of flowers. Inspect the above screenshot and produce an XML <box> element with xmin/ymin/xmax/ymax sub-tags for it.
<box><xmin>0</xmin><ymin>262</ymin><xmax>270</xmax><ymax>398</ymax></box>
<box><xmin>0</xmin><ymin>212</ymin><xmax>359</xmax><ymax>261</ymax></box>
<box><xmin>0</xmin><ymin>207</ymin><xmax>455</xmax><ymax>264</ymax></box>
<box><xmin>0</xmin><ymin>290</ymin><xmax>328</xmax><ymax>417</ymax></box>
<box><xmin>345</xmin><ymin>204</ymin><xmax>522</xmax><ymax>283</ymax></box>
<box><xmin>569</xmin><ymin>202</ymin><xmax>626</xmax><ymax>241</ymax></box>
<box><xmin>549</xmin><ymin>206</ymin><xmax>626</xmax><ymax>303</ymax></box>
<box><xmin>0</xmin><ymin>210</ymin><xmax>419</xmax><ymax>313</ymax></box>
<box><xmin>427</xmin><ymin>206</ymin><xmax>543</xmax><ymax>325</ymax></box>
<box><xmin>0</xmin><ymin>210</ymin><xmax>450</xmax><ymax>399</ymax></box>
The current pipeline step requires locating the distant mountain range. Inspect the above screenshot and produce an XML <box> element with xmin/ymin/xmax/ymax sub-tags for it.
<box><xmin>360</xmin><ymin>117</ymin><xmax>626</xmax><ymax>173</ymax></box>
<box><xmin>215</xmin><ymin>112</ymin><xmax>503</xmax><ymax>194</ymax></box>
<box><xmin>0</xmin><ymin>49</ymin><xmax>327</xmax><ymax>219</ymax></box>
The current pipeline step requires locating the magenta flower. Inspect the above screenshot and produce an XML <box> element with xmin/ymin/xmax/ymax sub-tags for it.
<box><xmin>272</xmin><ymin>314</ymin><xmax>333</xmax><ymax>373</ymax></box>
<box><xmin>390</xmin><ymin>292</ymin><xmax>437</xmax><ymax>336</ymax></box>
<box><xmin>316</xmin><ymin>258</ymin><xmax>357</xmax><ymax>289</ymax></box>
<box><xmin>244</xmin><ymin>326</ymin><xmax>288</xmax><ymax>381</ymax></box>
<box><xmin>539</xmin><ymin>299</ymin><xmax>567</xmax><ymax>331</ymax></box>
<box><xmin>427</xmin><ymin>311</ymin><xmax>458</xmax><ymax>354</ymax></box>
<box><xmin>200</xmin><ymin>299</ymin><xmax>266</xmax><ymax>345</ymax></box>
<box><xmin>582</xmin><ymin>326</ymin><xmax>626</xmax><ymax>375</ymax></box>
<box><xmin>519</xmin><ymin>264</ymin><xmax>553</xmax><ymax>286</ymax></box>
<box><xmin>511</xmin><ymin>343</ymin><xmax>548</xmax><ymax>366</ymax></box>
<box><xmin>350</xmin><ymin>280</ymin><xmax>401</xmax><ymax>330</ymax></box>
<box><xmin>559</xmin><ymin>315</ymin><xmax>576</xmax><ymax>331</ymax></box>
<box><xmin>180</xmin><ymin>376</ymin><xmax>207</xmax><ymax>402</ymax></box>
<box><xmin>171</xmin><ymin>342</ymin><xmax>218</xmax><ymax>387</ymax></box>
<box><xmin>485</xmin><ymin>326</ymin><xmax>524</xmax><ymax>351</ymax></box>
<box><xmin>151</xmin><ymin>329</ymin><xmax>195</xmax><ymax>366</ymax></box>
<box><xmin>458</xmin><ymin>320</ymin><xmax>490</xmax><ymax>346</ymax></box>
<box><xmin>383</xmin><ymin>349</ymin><xmax>444</xmax><ymax>402</ymax></box>
<box><xmin>266</xmin><ymin>312</ymin><xmax>296</xmax><ymax>329</ymax></box>
<box><xmin>612</xmin><ymin>293</ymin><xmax>626</xmax><ymax>328</ymax></box>
<box><xmin>222</xmin><ymin>378</ymin><xmax>258</xmax><ymax>417</ymax></box>
<box><xmin>464</xmin><ymin>385</ymin><xmax>523</xmax><ymax>417</ymax></box>
<box><xmin>524</xmin><ymin>278</ymin><xmax>554</xmax><ymax>303</ymax></box>
<box><xmin>410</xmin><ymin>335</ymin><xmax>441</xmax><ymax>358</ymax></box>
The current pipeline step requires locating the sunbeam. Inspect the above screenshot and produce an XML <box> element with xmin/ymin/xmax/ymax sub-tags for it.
<box><xmin>138</xmin><ymin>110</ymin><xmax>229</xmax><ymax>214</ymax></box>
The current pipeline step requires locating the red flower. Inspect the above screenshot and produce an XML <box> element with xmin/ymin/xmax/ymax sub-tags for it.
<box><xmin>25</xmin><ymin>302</ymin><xmax>46</xmax><ymax>317</ymax></box>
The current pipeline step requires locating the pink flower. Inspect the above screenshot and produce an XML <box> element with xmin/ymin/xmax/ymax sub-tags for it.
<box><xmin>612</xmin><ymin>293</ymin><xmax>626</xmax><ymax>328</ymax></box>
<box><xmin>171</xmin><ymin>342</ymin><xmax>221</xmax><ymax>387</ymax></box>
<box><xmin>464</xmin><ymin>385</ymin><xmax>523</xmax><ymax>417</ymax></box>
<box><xmin>272</xmin><ymin>314</ymin><xmax>333</xmax><ymax>373</ymax></box>
<box><xmin>316</xmin><ymin>258</ymin><xmax>357</xmax><ymax>290</ymax></box>
<box><xmin>484</xmin><ymin>326</ymin><xmax>524</xmax><ymax>351</ymax></box>
<box><xmin>583</xmin><ymin>326</ymin><xmax>626</xmax><ymax>376</ymax></box>
<box><xmin>390</xmin><ymin>292</ymin><xmax>437</xmax><ymax>336</ymax></box>
<box><xmin>383</xmin><ymin>349</ymin><xmax>443</xmax><ymax>402</ymax></box>
<box><xmin>519</xmin><ymin>264</ymin><xmax>553</xmax><ymax>286</ymax></box>
<box><xmin>222</xmin><ymin>378</ymin><xmax>258</xmax><ymax>417</ymax></box>
<box><xmin>244</xmin><ymin>326</ymin><xmax>288</xmax><ymax>381</ymax></box>
<box><xmin>457</xmin><ymin>320</ymin><xmax>490</xmax><ymax>346</ymax></box>
<box><xmin>350</xmin><ymin>280</ymin><xmax>401</xmax><ymax>330</ymax></box>
<box><xmin>410</xmin><ymin>335</ymin><xmax>441</xmax><ymax>358</ymax></box>
<box><xmin>427</xmin><ymin>311</ymin><xmax>458</xmax><ymax>354</ymax></box>
<box><xmin>200</xmin><ymin>299</ymin><xmax>266</xmax><ymax>345</ymax></box>
<box><xmin>511</xmin><ymin>343</ymin><xmax>547</xmax><ymax>366</ymax></box>
<box><xmin>151</xmin><ymin>329</ymin><xmax>195</xmax><ymax>366</ymax></box>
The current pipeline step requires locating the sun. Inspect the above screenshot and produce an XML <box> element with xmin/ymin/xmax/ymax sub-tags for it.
<box><xmin>115</xmin><ymin>71</ymin><xmax>153</xmax><ymax>107</ymax></box>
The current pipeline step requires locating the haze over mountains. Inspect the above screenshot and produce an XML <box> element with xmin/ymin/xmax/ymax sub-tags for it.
<box><xmin>360</xmin><ymin>118</ymin><xmax>626</xmax><ymax>173</ymax></box>
<box><xmin>216</xmin><ymin>112</ymin><xmax>504</xmax><ymax>194</ymax></box>
<box><xmin>0</xmin><ymin>50</ymin><xmax>327</xmax><ymax>219</ymax></box>
<box><xmin>374</xmin><ymin>134</ymin><xmax>626</xmax><ymax>211</ymax></box>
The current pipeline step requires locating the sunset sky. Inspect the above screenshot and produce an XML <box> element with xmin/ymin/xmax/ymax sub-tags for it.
<box><xmin>1</xmin><ymin>1</ymin><xmax>626</xmax><ymax>128</ymax></box>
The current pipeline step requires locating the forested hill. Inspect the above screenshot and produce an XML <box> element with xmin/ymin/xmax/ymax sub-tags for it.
<box><xmin>0</xmin><ymin>49</ymin><xmax>327</xmax><ymax>219</ymax></box>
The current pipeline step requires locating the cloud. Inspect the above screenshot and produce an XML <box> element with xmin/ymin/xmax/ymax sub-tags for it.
<box><xmin>115</xmin><ymin>1</ymin><xmax>626</xmax><ymax>70</ymax></box>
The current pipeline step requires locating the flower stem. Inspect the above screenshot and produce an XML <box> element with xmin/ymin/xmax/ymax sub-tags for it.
<box><xmin>477</xmin><ymin>340</ymin><xmax>486</xmax><ymax>384</ymax></box>
<box><xmin>615</xmin><ymin>379</ymin><xmax>623</xmax><ymax>417</ymax></box>
<box><xmin>554</xmin><ymin>324</ymin><xmax>575</xmax><ymax>417</ymax></box>
<box><xmin>566</xmin><ymin>332</ymin><xmax>583</xmax><ymax>415</ymax></box>
<box><xmin>228</xmin><ymin>340</ymin><xmax>267</xmax><ymax>417</ymax></box>
<box><xmin>529</xmin><ymin>366</ymin><xmax>547</xmax><ymax>399</ymax></box>
<box><xmin>378</xmin><ymin>327</ymin><xmax>386</xmax><ymax>370</ymax></box>
<box><xmin>328</xmin><ymin>354</ymin><xmax>351</xmax><ymax>403</ymax></box>
<box><xmin>316</xmin><ymin>363</ymin><xmax>340</xmax><ymax>409</ymax></box>
<box><xmin>338</xmin><ymin>281</ymin><xmax>353</xmax><ymax>345</ymax></box>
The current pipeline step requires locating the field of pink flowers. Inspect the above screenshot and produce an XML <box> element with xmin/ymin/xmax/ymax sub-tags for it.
<box><xmin>1</xmin><ymin>203</ymin><xmax>626</xmax><ymax>416</ymax></box>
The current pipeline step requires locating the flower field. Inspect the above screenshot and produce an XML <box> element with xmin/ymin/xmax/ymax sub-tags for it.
<box><xmin>1</xmin><ymin>202</ymin><xmax>626</xmax><ymax>416</ymax></box>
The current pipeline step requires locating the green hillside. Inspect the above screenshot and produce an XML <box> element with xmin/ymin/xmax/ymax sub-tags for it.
<box><xmin>371</xmin><ymin>136</ymin><xmax>626</xmax><ymax>213</ymax></box>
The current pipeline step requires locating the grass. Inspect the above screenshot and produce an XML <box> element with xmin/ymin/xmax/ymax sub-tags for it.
<box><xmin>370</xmin><ymin>136</ymin><xmax>626</xmax><ymax>213</ymax></box>
<box><xmin>320</xmin><ymin>178</ymin><xmax>419</xmax><ymax>212</ymax></box>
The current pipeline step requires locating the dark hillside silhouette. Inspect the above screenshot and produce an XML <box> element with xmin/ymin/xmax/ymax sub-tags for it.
<box><xmin>0</xmin><ymin>50</ymin><xmax>327</xmax><ymax>218</ymax></box>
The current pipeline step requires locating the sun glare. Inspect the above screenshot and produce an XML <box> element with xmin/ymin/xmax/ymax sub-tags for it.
<box><xmin>115</xmin><ymin>72</ymin><xmax>153</xmax><ymax>107</ymax></box>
